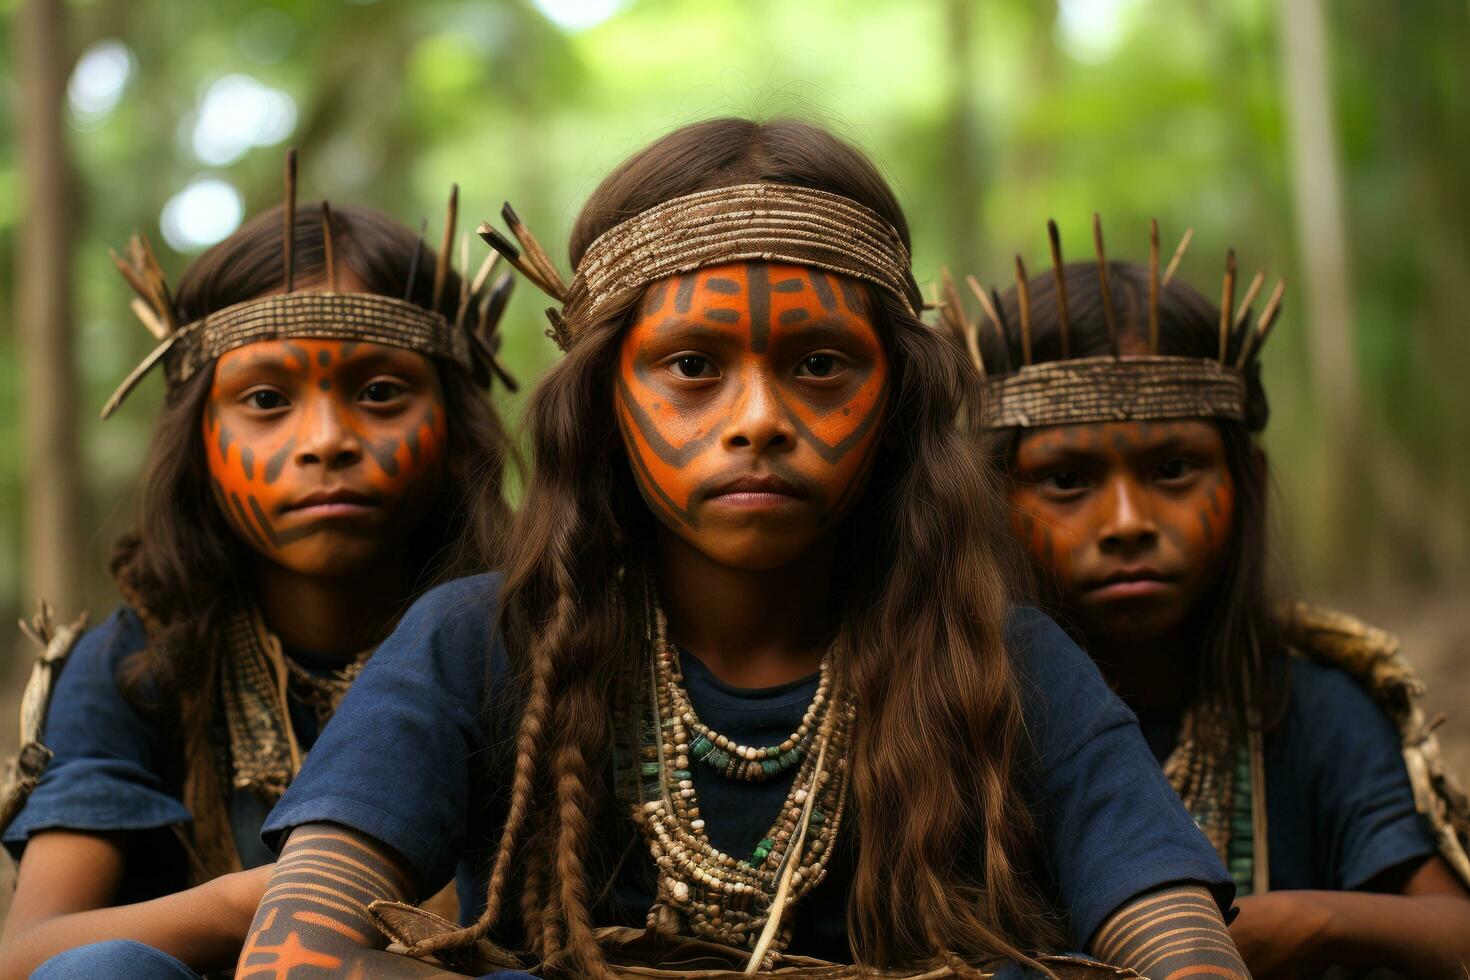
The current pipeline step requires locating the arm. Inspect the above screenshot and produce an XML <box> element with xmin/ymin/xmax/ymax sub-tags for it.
<box><xmin>1229</xmin><ymin>855</ymin><xmax>1470</xmax><ymax>979</ymax></box>
<box><xmin>0</xmin><ymin>831</ymin><xmax>268</xmax><ymax>979</ymax></box>
<box><xmin>236</xmin><ymin>822</ymin><xmax>459</xmax><ymax>978</ymax></box>
<box><xmin>1090</xmin><ymin>884</ymin><xmax>1248</xmax><ymax>979</ymax></box>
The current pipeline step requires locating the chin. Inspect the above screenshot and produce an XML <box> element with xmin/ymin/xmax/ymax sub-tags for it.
<box><xmin>270</xmin><ymin>542</ymin><xmax>385</xmax><ymax>579</ymax></box>
<box><xmin>693</xmin><ymin>535</ymin><xmax>818</xmax><ymax>573</ymax></box>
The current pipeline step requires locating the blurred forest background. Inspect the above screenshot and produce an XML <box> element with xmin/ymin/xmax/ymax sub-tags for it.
<box><xmin>1</xmin><ymin>0</ymin><xmax>1467</xmax><ymax>765</ymax></box>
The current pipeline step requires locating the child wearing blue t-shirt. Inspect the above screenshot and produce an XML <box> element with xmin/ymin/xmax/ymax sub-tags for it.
<box><xmin>970</xmin><ymin>222</ymin><xmax>1470</xmax><ymax>977</ymax></box>
<box><xmin>1</xmin><ymin>174</ymin><xmax>515</xmax><ymax>977</ymax></box>
<box><xmin>234</xmin><ymin>119</ymin><xmax>1248</xmax><ymax>979</ymax></box>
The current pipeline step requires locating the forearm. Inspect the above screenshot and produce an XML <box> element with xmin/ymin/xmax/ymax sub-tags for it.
<box><xmin>1309</xmin><ymin>891</ymin><xmax>1470</xmax><ymax>977</ymax></box>
<box><xmin>0</xmin><ymin>878</ymin><xmax>252</xmax><ymax>979</ymax></box>
<box><xmin>237</xmin><ymin>823</ymin><xmax>453</xmax><ymax>978</ymax></box>
<box><xmin>1090</xmin><ymin>883</ymin><xmax>1247</xmax><ymax>979</ymax></box>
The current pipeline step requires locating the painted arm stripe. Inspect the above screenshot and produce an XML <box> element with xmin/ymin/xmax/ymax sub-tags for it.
<box><xmin>293</xmin><ymin>910</ymin><xmax>371</xmax><ymax>944</ymax></box>
<box><xmin>258</xmin><ymin>887</ymin><xmax>368</xmax><ymax>922</ymax></box>
<box><xmin>1096</xmin><ymin>900</ymin><xmax>1223</xmax><ymax>952</ymax></box>
<box><xmin>1093</xmin><ymin>894</ymin><xmax>1220</xmax><ymax>945</ymax></box>
<box><xmin>270</xmin><ymin>864</ymin><xmax>382</xmax><ymax>905</ymax></box>
<box><xmin>280</xmin><ymin>839</ymin><xmax>411</xmax><ymax>895</ymax></box>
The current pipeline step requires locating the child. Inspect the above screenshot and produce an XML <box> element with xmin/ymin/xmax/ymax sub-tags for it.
<box><xmin>228</xmin><ymin>119</ymin><xmax>1249</xmax><ymax>980</ymax></box>
<box><xmin>0</xmin><ymin>156</ymin><xmax>517</xmax><ymax>977</ymax></box>
<box><xmin>964</xmin><ymin>217</ymin><xmax>1470</xmax><ymax>977</ymax></box>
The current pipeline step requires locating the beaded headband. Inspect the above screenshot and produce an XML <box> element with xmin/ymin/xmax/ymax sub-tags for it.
<box><xmin>101</xmin><ymin>149</ymin><xmax>518</xmax><ymax>419</ymax></box>
<box><xmin>476</xmin><ymin>182</ymin><xmax>923</xmax><ymax>351</ymax></box>
<box><xmin>939</xmin><ymin>215</ymin><xmax>1286</xmax><ymax>431</ymax></box>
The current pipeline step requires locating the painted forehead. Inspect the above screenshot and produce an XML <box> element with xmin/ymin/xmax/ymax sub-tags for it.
<box><xmin>633</xmin><ymin>261</ymin><xmax>874</xmax><ymax>344</ymax></box>
<box><xmin>213</xmin><ymin>337</ymin><xmax>430</xmax><ymax>380</ymax></box>
<box><xmin>1016</xmin><ymin>419</ymin><xmax>1223</xmax><ymax>456</ymax></box>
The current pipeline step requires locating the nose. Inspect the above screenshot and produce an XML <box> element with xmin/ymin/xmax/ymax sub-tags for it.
<box><xmin>722</xmin><ymin>366</ymin><xmax>795</xmax><ymax>455</ymax></box>
<box><xmin>293</xmin><ymin>395</ymin><xmax>363</xmax><ymax>470</ymax></box>
<box><xmin>1096</xmin><ymin>475</ymin><xmax>1157</xmax><ymax>555</ymax></box>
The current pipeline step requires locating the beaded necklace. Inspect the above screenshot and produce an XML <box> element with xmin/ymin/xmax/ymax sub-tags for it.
<box><xmin>1163</xmin><ymin>700</ymin><xmax>1257</xmax><ymax>896</ymax></box>
<box><xmin>628</xmin><ymin>592</ymin><xmax>853</xmax><ymax>967</ymax></box>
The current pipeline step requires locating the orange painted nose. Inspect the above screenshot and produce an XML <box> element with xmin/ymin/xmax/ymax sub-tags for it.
<box><xmin>722</xmin><ymin>364</ymin><xmax>795</xmax><ymax>455</ymax></box>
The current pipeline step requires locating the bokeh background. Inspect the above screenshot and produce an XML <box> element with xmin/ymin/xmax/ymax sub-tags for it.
<box><xmin>2</xmin><ymin>0</ymin><xmax>1467</xmax><ymax>773</ymax></box>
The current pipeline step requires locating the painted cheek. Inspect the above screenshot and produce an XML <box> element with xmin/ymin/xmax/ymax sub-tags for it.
<box><xmin>356</xmin><ymin>403</ymin><xmax>447</xmax><ymax>496</ymax></box>
<box><xmin>202</xmin><ymin>393</ymin><xmax>297</xmax><ymax>558</ymax></box>
<box><xmin>1009</xmin><ymin>491</ymin><xmax>1079</xmax><ymax>585</ymax></box>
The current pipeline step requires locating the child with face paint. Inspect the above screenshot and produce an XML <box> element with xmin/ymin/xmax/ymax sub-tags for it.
<box><xmin>964</xmin><ymin>219</ymin><xmax>1470</xmax><ymax>978</ymax></box>
<box><xmin>225</xmin><ymin>120</ymin><xmax>1248</xmax><ymax>980</ymax></box>
<box><xmin>0</xmin><ymin>162</ymin><xmax>517</xmax><ymax>977</ymax></box>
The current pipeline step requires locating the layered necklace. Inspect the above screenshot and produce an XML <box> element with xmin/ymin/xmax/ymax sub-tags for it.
<box><xmin>1163</xmin><ymin>699</ymin><xmax>1258</xmax><ymax>895</ymax></box>
<box><xmin>628</xmin><ymin>588</ymin><xmax>853</xmax><ymax>966</ymax></box>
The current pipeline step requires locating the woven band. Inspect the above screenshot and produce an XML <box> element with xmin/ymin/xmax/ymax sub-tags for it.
<box><xmin>163</xmin><ymin>291</ymin><xmax>471</xmax><ymax>385</ymax></box>
<box><xmin>559</xmin><ymin>183</ymin><xmax>922</xmax><ymax>342</ymax></box>
<box><xmin>979</xmin><ymin>355</ymin><xmax>1247</xmax><ymax>429</ymax></box>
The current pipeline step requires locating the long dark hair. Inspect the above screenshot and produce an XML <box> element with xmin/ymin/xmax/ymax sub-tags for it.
<box><xmin>110</xmin><ymin>203</ymin><xmax>513</xmax><ymax>877</ymax></box>
<box><xmin>458</xmin><ymin>118</ymin><xmax>1066</xmax><ymax>975</ymax></box>
<box><xmin>984</xmin><ymin>260</ymin><xmax>1285</xmax><ymax>735</ymax></box>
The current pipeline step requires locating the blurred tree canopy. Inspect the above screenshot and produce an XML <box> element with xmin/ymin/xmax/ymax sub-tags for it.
<box><xmin>2</xmin><ymin>0</ymin><xmax>1468</xmax><ymax>636</ymax></box>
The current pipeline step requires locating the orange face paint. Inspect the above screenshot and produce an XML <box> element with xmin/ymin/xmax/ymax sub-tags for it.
<box><xmin>203</xmin><ymin>338</ymin><xmax>447</xmax><ymax>577</ymax></box>
<box><xmin>615</xmin><ymin>261</ymin><xmax>890</xmax><ymax>570</ymax></box>
<box><xmin>1008</xmin><ymin>419</ymin><xmax>1235</xmax><ymax>645</ymax></box>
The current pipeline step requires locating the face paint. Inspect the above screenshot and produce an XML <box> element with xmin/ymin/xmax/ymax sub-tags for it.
<box><xmin>1008</xmin><ymin>419</ymin><xmax>1235</xmax><ymax>645</ymax></box>
<box><xmin>203</xmin><ymin>338</ymin><xmax>448</xmax><ymax>578</ymax></box>
<box><xmin>615</xmin><ymin>261</ymin><xmax>890</xmax><ymax>571</ymax></box>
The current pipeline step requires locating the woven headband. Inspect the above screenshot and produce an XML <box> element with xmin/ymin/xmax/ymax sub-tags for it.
<box><xmin>102</xmin><ymin>150</ymin><xmax>519</xmax><ymax>420</ymax></box>
<box><xmin>935</xmin><ymin>215</ymin><xmax>1286</xmax><ymax>431</ymax></box>
<box><xmin>478</xmin><ymin>183</ymin><xmax>923</xmax><ymax>350</ymax></box>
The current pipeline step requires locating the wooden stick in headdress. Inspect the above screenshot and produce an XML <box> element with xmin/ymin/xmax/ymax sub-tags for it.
<box><xmin>1148</xmin><ymin>219</ymin><xmax>1161</xmax><ymax>353</ymax></box>
<box><xmin>1218</xmin><ymin>248</ymin><xmax>1236</xmax><ymax>364</ymax></box>
<box><xmin>966</xmin><ymin>274</ymin><xmax>1012</xmax><ymax>375</ymax></box>
<box><xmin>1162</xmin><ymin>226</ymin><xmax>1193</xmax><ymax>286</ymax></box>
<box><xmin>476</xmin><ymin>222</ymin><xmax>559</xmax><ymax>300</ymax></box>
<box><xmin>939</xmin><ymin>267</ymin><xmax>983</xmax><ymax>376</ymax></box>
<box><xmin>320</xmin><ymin>201</ymin><xmax>338</xmax><ymax>292</ymax></box>
<box><xmin>404</xmin><ymin>218</ymin><xmax>427</xmax><ymax>301</ymax></box>
<box><xmin>454</xmin><ymin>232</ymin><xmax>472</xmax><ymax>332</ymax></box>
<box><xmin>501</xmin><ymin>203</ymin><xmax>567</xmax><ymax>302</ymax></box>
<box><xmin>134</xmin><ymin>233</ymin><xmax>175</xmax><ymax>330</ymax></box>
<box><xmin>431</xmin><ymin>184</ymin><xmax>458</xmax><ymax>311</ymax></box>
<box><xmin>1014</xmin><ymin>254</ymin><xmax>1033</xmax><ymax>366</ymax></box>
<box><xmin>1047</xmin><ymin>219</ymin><xmax>1070</xmax><ymax>358</ymax></box>
<box><xmin>475</xmin><ymin>271</ymin><xmax>519</xmax><ymax>393</ymax></box>
<box><xmin>1092</xmin><ymin>213</ymin><xmax>1119</xmax><ymax>357</ymax></box>
<box><xmin>1232</xmin><ymin>269</ymin><xmax>1266</xmax><ymax>361</ymax></box>
<box><xmin>283</xmin><ymin>149</ymin><xmax>298</xmax><ymax>293</ymax></box>
<box><xmin>1237</xmin><ymin>277</ymin><xmax>1286</xmax><ymax>368</ymax></box>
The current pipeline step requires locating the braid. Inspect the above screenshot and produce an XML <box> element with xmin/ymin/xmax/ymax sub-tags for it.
<box><xmin>519</xmin><ymin>822</ymin><xmax>552</xmax><ymax>956</ymax></box>
<box><xmin>552</xmin><ymin>694</ymin><xmax>612</xmax><ymax>978</ymax></box>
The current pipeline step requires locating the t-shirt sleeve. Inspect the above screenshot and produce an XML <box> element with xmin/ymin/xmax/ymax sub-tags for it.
<box><xmin>1283</xmin><ymin>658</ymin><xmax>1438</xmax><ymax>889</ymax></box>
<box><xmin>3</xmin><ymin>608</ymin><xmax>192</xmax><ymax>853</ymax></box>
<box><xmin>1008</xmin><ymin>608</ymin><xmax>1234</xmax><ymax>950</ymax></box>
<box><xmin>260</xmin><ymin>573</ymin><xmax>507</xmax><ymax>897</ymax></box>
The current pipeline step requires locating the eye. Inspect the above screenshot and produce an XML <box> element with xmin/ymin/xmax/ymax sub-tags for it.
<box><xmin>244</xmin><ymin>389</ymin><xmax>289</xmax><ymax>411</ymax></box>
<box><xmin>796</xmin><ymin>353</ymin><xmax>845</xmax><ymax>379</ymax></box>
<box><xmin>1038</xmin><ymin>469</ymin><xmax>1088</xmax><ymax>495</ymax></box>
<box><xmin>1155</xmin><ymin>458</ymin><xmax>1196</xmax><ymax>483</ymax></box>
<box><xmin>360</xmin><ymin>380</ymin><xmax>405</xmax><ymax>403</ymax></box>
<box><xmin>669</xmin><ymin>355</ymin><xmax>717</xmax><ymax>380</ymax></box>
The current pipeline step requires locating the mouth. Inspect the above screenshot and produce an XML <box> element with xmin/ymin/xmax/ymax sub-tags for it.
<box><xmin>1085</xmin><ymin>568</ymin><xmax>1177</xmax><ymax>600</ymax></box>
<box><xmin>701</xmin><ymin>472</ymin><xmax>811</xmax><ymax>509</ymax></box>
<box><xmin>281</xmin><ymin>487</ymin><xmax>380</xmax><ymax>518</ymax></box>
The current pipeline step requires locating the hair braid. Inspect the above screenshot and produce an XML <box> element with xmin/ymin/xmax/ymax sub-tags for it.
<box><xmin>553</xmin><ymin>733</ymin><xmax>612</xmax><ymax>978</ymax></box>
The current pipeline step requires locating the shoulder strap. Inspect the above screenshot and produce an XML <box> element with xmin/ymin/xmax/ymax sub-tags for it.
<box><xmin>1281</xmin><ymin>601</ymin><xmax>1470</xmax><ymax>888</ymax></box>
<box><xmin>0</xmin><ymin>602</ymin><xmax>89</xmax><ymax>836</ymax></box>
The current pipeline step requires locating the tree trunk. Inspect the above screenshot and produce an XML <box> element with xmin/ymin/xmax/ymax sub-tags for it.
<box><xmin>1275</xmin><ymin>0</ymin><xmax>1364</xmax><ymax>581</ymax></box>
<box><xmin>14</xmin><ymin>0</ymin><xmax>85</xmax><ymax>618</ymax></box>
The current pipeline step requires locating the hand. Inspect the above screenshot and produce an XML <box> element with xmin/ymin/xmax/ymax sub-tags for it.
<box><xmin>211</xmin><ymin>864</ymin><xmax>276</xmax><ymax>938</ymax></box>
<box><xmin>1228</xmin><ymin>891</ymin><xmax>1336</xmax><ymax>978</ymax></box>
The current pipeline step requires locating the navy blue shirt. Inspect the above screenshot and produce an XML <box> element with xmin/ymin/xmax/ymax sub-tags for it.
<box><xmin>4</xmin><ymin>607</ymin><xmax>334</xmax><ymax>901</ymax></box>
<box><xmin>1137</xmin><ymin>656</ymin><xmax>1438</xmax><ymax>891</ymax></box>
<box><xmin>263</xmin><ymin>574</ymin><xmax>1232</xmax><ymax>957</ymax></box>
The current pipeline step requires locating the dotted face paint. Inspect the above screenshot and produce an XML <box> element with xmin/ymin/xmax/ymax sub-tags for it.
<box><xmin>616</xmin><ymin>261</ymin><xmax>890</xmax><ymax>571</ymax></box>
<box><xmin>1008</xmin><ymin>418</ymin><xmax>1236</xmax><ymax>645</ymax></box>
<box><xmin>203</xmin><ymin>338</ymin><xmax>448</xmax><ymax>577</ymax></box>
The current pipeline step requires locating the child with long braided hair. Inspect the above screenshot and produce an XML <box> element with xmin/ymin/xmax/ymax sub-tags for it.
<box><xmin>233</xmin><ymin>120</ymin><xmax>1248</xmax><ymax>979</ymax></box>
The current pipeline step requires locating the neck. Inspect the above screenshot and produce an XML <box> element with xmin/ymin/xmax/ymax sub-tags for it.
<box><xmin>656</xmin><ymin>531</ymin><xmax>836</xmax><ymax>688</ymax></box>
<box><xmin>255</xmin><ymin>561</ymin><xmax>412</xmax><ymax>658</ymax></box>
<box><xmin>1088</xmin><ymin>626</ymin><xmax>1200</xmax><ymax>711</ymax></box>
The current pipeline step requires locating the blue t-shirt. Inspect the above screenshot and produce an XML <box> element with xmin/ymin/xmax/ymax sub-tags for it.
<box><xmin>263</xmin><ymin>573</ymin><xmax>1232</xmax><ymax>957</ymax></box>
<box><xmin>4</xmin><ymin>606</ymin><xmax>334</xmax><ymax>901</ymax></box>
<box><xmin>1136</xmin><ymin>656</ymin><xmax>1438</xmax><ymax>891</ymax></box>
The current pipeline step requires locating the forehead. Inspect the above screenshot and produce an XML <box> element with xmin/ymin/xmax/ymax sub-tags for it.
<box><xmin>634</xmin><ymin>261</ymin><xmax>872</xmax><ymax>324</ymax></box>
<box><xmin>214</xmin><ymin>338</ymin><xmax>428</xmax><ymax>372</ymax></box>
<box><xmin>1015</xmin><ymin>418</ymin><xmax>1225</xmax><ymax>458</ymax></box>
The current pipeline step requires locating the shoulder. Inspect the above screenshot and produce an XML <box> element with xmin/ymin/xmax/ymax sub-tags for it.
<box><xmin>1282</xmin><ymin>655</ymin><xmax>1391</xmax><ymax>730</ymax></box>
<box><xmin>53</xmin><ymin>606</ymin><xmax>150</xmax><ymax>697</ymax></box>
<box><xmin>358</xmin><ymin>572</ymin><xmax>506</xmax><ymax>697</ymax></box>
